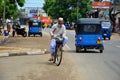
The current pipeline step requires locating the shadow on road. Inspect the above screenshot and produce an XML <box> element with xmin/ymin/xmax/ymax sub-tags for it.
<box><xmin>65</xmin><ymin>49</ymin><xmax>101</xmax><ymax>54</ymax></box>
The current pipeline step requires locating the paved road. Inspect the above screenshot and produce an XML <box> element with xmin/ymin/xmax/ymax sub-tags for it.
<box><xmin>0</xmin><ymin>28</ymin><xmax>120</xmax><ymax>80</ymax></box>
<box><xmin>0</xmin><ymin>53</ymin><xmax>81</xmax><ymax>80</ymax></box>
<box><xmin>0</xmin><ymin>29</ymin><xmax>81</xmax><ymax>80</ymax></box>
<box><xmin>66</xmin><ymin>29</ymin><xmax>120</xmax><ymax>80</ymax></box>
<box><xmin>42</xmin><ymin>28</ymin><xmax>120</xmax><ymax>80</ymax></box>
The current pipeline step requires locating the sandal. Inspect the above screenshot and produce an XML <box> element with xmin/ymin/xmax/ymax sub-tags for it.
<box><xmin>48</xmin><ymin>58</ymin><xmax>53</xmax><ymax>61</ymax></box>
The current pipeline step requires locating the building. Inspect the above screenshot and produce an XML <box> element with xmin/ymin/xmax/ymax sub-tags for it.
<box><xmin>25</xmin><ymin>7</ymin><xmax>47</xmax><ymax>18</ymax></box>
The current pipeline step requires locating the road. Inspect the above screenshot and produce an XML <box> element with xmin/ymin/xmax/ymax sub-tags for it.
<box><xmin>0</xmin><ymin>28</ymin><xmax>120</xmax><ymax>80</ymax></box>
<box><xmin>66</xmin><ymin>29</ymin><xmax>120</xmax><ymax>80</ymax></box>
<box><xmin>0</xmin><ymin>29</ymin><xmax>80</xmax><ymax>80</ymax></box>
<box><xmin>43</xmin><ymin>28</ymin><xmax>120</xmax><ymax>80</ymax></box>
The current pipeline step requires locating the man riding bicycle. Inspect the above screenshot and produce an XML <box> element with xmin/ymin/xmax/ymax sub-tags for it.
<box><xmin>49</xmin><ymin>17</ymin><xmax>68</xmax><ymax>61</ymax></box>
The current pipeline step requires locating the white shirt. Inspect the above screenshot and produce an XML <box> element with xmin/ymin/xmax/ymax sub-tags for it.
<box><xmin>50</xmin><ymin>23</ymin><xmax>66</xmax><ymax>38</ymax></box>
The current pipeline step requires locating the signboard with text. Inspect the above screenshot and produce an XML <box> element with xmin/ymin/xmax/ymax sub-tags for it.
<box><xmin>92</xmin><ymin>2</ymin><xmax>110</xmax><ymax>8</ymax></box>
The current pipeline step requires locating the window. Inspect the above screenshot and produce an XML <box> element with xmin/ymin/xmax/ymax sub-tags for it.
<box><xmin>32</xmin><ymin>22</ymin><xmax>38</xmax><ymax>26</ymax></box>
<box><xmin>29</xmin><ymin>22</ymin><xmax>41</xmax><ymax>27</ymax></box>
<box><xmin>76</xmin><ymin>24</ymin><xmax>102</xmax><ymax>34</ymax></box>
<box><xmin>83</xmin><ymin>25</ymin><xmax>97</xmax><ymax>33</ymax></box>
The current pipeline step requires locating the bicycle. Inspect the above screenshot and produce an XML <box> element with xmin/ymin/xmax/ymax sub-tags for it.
<box><xmin>53</xmin><ymin>36</ymin><xmax>64</xmax><ymax>66</ymax></box>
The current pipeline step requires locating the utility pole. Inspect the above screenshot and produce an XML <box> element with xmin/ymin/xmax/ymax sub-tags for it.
<box><xmin>3</xmin><ymin>0</ymin><xmax>6</xmax><ymax>23</ymax></box>
<box><xmin>76</xmin><ymin>0</ymin><xmax>79</xmax><ymax>22</ymax></box>
<box><xmin>77</xmin><ymin>1</ymin><xmax>78</xmax><ymax>21</ymax></box>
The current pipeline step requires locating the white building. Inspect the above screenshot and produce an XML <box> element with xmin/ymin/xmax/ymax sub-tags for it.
<box><xmin>25</xmin><ymin>7</ymin><xmax>47</xmax><ymax>18</ymax></box>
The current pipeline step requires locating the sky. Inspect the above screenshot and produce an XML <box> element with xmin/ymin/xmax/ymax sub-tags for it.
<box><xmin>23</xmin><ymin>0</ymin><xmax>45</xmax><ymax>8</ymax></box>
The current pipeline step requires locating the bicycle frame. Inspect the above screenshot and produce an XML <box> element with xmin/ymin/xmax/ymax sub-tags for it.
<box><xmin>53</xmin><ymin>37</ymin><xmax>63</xmax><ymax>66</ymax></box>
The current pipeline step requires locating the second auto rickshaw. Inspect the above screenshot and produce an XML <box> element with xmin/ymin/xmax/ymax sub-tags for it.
<box><xmin>101</xmin><ymin>20</ymin><xmax>112</xmax><ymax>40</ymax></box>
<box><xmin>28</xmin><ymin>18</ymin><xmax>42</xmax><ymax>37</ymax></box>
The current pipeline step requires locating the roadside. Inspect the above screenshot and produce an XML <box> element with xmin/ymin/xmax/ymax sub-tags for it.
<box><xmin>112</xmin><ymin>33</ymin><xmax>120</xmax><ymax>39</ymax></box>
<box><xmin>0</xmin><ymin>29</ymin><xmax>83</xmax><ymax>80</ymax></box>
<box><xmin>0</xmin><ymin>29</ymin><xmax>120</xmax><ymax>56</ymax></box>
<box><xmin>0</xmin><ymin>51</ymin><xmax>84</xmax><ymax>80</ymax></box>
<box><xmin>0</xmin><ymin>31</ymin><xmax>50</xmax><ymax>56</ymax></box>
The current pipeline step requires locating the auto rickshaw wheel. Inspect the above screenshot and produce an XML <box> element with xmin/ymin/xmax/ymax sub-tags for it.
<box><xmin>23</xmin><ymin>32</ymin><xmax>27</xmax><ymax>37</ymax></box>
<box><xmin>103</xmin><ymin>37</ymin><xmax>106</xmax><ymax>40</ymax></box>
<box><xmin>100</xmin><ymin>50</ymin><xmax>103</xmax><ymax>53</ymax></box>
<box><xmin>34</xmin><ymin>34</ymin><xmax>35</xmax><ymax>37</ymax></box>
<box><xmin>84</xmin><ymin>48</ymin><xmax>87</xmax><ymax>51</ymax></box>
<box><xmin>108</xmin><ymin>37</ymin><xmax>111</xmax><ymax>40</ymax></box>
<box><xmin>40</xmin><ymin>34</ymin><xmax>42</xmax><ymax>37</ymax></box>
<box><xmin>76</xmin><ymin>46</ymin><xmax>81</xmax><ymax>53</ymax></box>
<box><xmin>28</xmin><ymin>34</ymin><xmax>30</xmax><ymax>37</ymax></box>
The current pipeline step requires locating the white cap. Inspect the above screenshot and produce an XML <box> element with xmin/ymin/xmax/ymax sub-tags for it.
<box><xmin>58</xmin><ymin>17</ymin><xmax>63</xmax><ymax>21</ymax></box>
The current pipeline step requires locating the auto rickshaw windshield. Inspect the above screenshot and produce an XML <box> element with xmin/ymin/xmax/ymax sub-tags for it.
<box><xmin>101</xmin><ymin>21</ymin><xmax>111</xmax><ymax>28</ymax></box>
<box><xmin>29</xmin><ymin>22</ymin><xmax>41</xmax><ymax>27</ymax></box>
<box><xmin>76</xmin><ymin>24</ymin><xmax>102</xmax><ymax>34</ymax></box>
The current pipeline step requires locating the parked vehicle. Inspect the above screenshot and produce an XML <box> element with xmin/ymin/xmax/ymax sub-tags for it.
<box><xmin>101</xmin><ymin>20</ymin><xmax>112</xmax><ymax>40</ymax></box>
<box><xmin>65</xmin><ymin>22</ymin><xmax>70</xmax><ymax>29</ymax></box>
<box><xmin>28</xmin><ymin>18</ymin><xmax>42</xmax><ymax>37</ymax></box>
<box><xmin>75</xmin><ymin>18</ymin><xmax>104</xmax><ymax>53</ymax></box>
<box><xmin>12</xmin><ymin>22</ymin><xmax>27</xmax><ymax>37</ymax></box>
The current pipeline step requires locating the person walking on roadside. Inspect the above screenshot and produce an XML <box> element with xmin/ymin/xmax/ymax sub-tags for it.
<box><xmin>1</xmin><ymin>26</ymin><xmax>10</xmax><ymax>44</ymax></box>
<box><xmin>7</xmin><ymin>22</ymin><xmax>11</xmax><ymax>34</ymax></box>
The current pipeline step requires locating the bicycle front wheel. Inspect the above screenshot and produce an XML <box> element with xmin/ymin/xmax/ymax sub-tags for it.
<box><xmin>54</xmin><ymin>45</ymin><xmax>63</xmax><ymax>66</ymax></box>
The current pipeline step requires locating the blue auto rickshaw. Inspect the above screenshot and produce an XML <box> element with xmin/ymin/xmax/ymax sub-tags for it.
<box><xmin>101</xmin><ymin>20</ymin><xmax>112</xmax><ymax>40</ymax></box>
<box><xmin>75</xmin><ymin>18</ymin><xmax>104</xmax><ymax>53</ymax></box>
<box><xmin>28</xmin><ymin>18</ymin><xmax>42</xmax><ymax>37</ymax></box>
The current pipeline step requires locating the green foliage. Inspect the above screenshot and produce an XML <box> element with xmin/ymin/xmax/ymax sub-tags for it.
<box><xmin>9</xmin><ymin>0</ymin><xmax>15</xmax><ymax>4</ymax></box>
<box><xmin>0</xmin><ymin>0</ymin><xmax>4</xmax><ymax>18</ymax></box>
<box><xmin>43</xmin><ymin>0</ymin><xmax>92</xmax><ymax>22</ymax></box>
<box><xmin>16</xmin><ymin>0</ymin><xmax>25</xmax><ymax>7</ymax></box>
<box><xmin>94</xmin><ymin>0</ymin><xmax>102</xmax><ymax>1</ymax></box>
<box><xmin>0</xmin><ymin>0</ymin><xmax>25</xmax><ymax>19</ymax></box>
<box><xmin>13</xmin><ymin>10</ymin><xmax>23</xmax><ymax>19</ymax></box>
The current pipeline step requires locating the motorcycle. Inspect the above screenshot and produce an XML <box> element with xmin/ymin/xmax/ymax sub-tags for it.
<box><xmin>12</xmin><ymin>23</ymin><xmax>27</xmax><ymax>37</ymax></box>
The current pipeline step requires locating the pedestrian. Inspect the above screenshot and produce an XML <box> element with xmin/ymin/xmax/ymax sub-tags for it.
<box><xmin>7</xmin><ymin>22</ymin><xmax>11</xmax><ymax>34</ymax></box>
<box><xmin>12</xmin><ymin>22</ymin><xmax>17</xmax><ymax>37</ymax></box>
<box><xmin>2</xmin><ymin>26</ymin><xmax>10</xmax><ymax>44</ymax></box>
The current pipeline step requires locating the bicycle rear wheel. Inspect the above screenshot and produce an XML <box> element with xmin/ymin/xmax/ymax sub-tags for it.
<box><xmin>54</xmin><ymin>45</ymin><xmax>63</xmax><ymax>66</ymax></box>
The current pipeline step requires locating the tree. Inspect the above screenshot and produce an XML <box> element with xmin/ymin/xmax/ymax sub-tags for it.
<box><xmin>93</xmin><ymin>0</ymin><xmax>102</xmax><ymax>1</ymax></box>
<box><xmin>109</xmin><ymin>7</ymin><xmax>120</xmax><ymax>32</ymax></box>
<box><xmin>0</xmin><ymin>0</ymin><xmax>25</xmax><ymax>19</ymax></box>
<box><xmin>109</xmin><ymin>0</ymin><xmax>120</xmax><ymax>32</ymax></box>
<box><xmin>0</xmin><ymin>0</ymin><xmax>4</xmax><ymax>18</ymax></box>
<box><xmin>43</xmin><ymin>0</ymin><xmax>92</xmax><ymax>22</ymax></box>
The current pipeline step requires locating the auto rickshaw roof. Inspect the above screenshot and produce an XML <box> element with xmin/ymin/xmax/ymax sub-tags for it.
<box><xmin>77</xmin><ymin>18</ymin><xmax>105</xmax><ymax>24</ymax></box>
<box><xmin>29</xmin><ymin>18</ymin><xmax>41</xmax><ymax>22</ymax></box>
